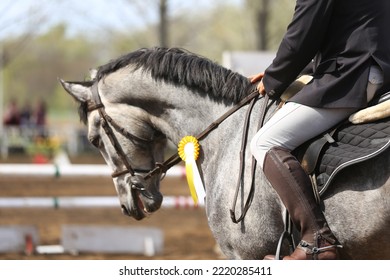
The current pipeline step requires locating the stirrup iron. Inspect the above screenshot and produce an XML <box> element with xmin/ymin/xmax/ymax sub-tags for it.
<box><xmin>274</xmin><ymin>210</ymin><xmax>295</xmax><ymax>260</ymax></box>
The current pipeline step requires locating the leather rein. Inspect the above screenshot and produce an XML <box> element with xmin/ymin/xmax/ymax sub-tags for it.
<box><xmin>88</xmin><ymin>81</ymin><xmax>270</xmax><ymax>222</ymax></box>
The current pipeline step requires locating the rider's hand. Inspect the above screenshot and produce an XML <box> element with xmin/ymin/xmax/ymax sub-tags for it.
<box><xmin>249</xmin><ymin>72</ymin><xmax>266</xmax><ymax>96</ymax></box>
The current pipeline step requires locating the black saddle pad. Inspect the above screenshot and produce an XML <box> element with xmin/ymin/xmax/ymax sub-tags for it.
<box><xmin>316</xmin><ymin>117</ymin><xmax>390</xmax><ymax>194</ymax></box>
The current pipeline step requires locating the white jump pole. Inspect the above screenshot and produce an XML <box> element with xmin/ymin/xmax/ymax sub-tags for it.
<box><xmin>0</xmin><ymin>164</ymin><xmax>186</xmax><ymax>178</ymax></box>
<box><xmin>0</xmin><ymin>195</ymin><xmax>203</xmax><ymax>208</ymax></box>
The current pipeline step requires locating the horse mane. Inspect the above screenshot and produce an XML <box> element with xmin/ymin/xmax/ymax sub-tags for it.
<box><xmin>96</xmin><ymin>47</ymin><xmax>255</xmax><ymax>105</ymax></box>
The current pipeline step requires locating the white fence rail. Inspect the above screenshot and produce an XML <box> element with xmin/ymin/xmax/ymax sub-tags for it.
<box><xmin>0</xmin><ymin>163</ymin><xmax>185</xmax><ymax>178</ymax></box>
<box><xmin>0</xmin><ymin>195</ymin><xmax>202</xmax><ymax>208</ymax></box>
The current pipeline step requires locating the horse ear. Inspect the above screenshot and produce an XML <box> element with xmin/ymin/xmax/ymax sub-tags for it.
<box><xmin>58</xmin><ymin>79</ymin><xmax>92</xmax><ymax>102</ymax></box>
<box><xmin>89</xmin><ymin>68</ymin><xmax>98</xmax><ymax>80</ymax></box>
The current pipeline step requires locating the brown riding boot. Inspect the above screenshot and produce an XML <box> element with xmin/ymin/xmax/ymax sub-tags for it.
<box><xmin>262</xmin><ymin>147</ymin><xmax>342</xmax><ymax>260</ymax></box>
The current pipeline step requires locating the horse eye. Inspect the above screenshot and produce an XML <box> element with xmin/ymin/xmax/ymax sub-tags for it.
<box><xmin>90</xmin><ymin>137</ymin><xmax>101</xmax><ymax>148</ymax></box>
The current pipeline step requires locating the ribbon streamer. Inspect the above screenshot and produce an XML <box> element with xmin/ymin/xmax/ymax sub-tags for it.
<box><xmin>178</xmin><ymin>136</ymin><xmax>205</xmax><ymax>205</ymax></box>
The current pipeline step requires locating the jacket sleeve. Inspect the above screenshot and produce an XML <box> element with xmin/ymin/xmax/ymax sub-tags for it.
<box><xmin>263</xmin><ymin>0</ymin><xmax>335</xmax><ymax>99</ymax></box>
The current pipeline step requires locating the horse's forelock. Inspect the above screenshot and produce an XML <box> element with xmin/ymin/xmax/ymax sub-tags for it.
<box><xmin>96</xmin><ymin>47</ymin><xmax>254</xmax><ymax>105</ymax></box>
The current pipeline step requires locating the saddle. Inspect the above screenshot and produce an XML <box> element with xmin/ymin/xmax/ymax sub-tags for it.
<box><xmin>294</xmin><ymin>92</ymin><xmax>390</xmax><ymax>198</ymax></box>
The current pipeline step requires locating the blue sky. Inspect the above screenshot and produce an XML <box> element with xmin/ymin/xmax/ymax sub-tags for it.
<box><xmin>0</xmin><ymin>0</ymin><xmax>243</xmax><ymax>39</ymax></box>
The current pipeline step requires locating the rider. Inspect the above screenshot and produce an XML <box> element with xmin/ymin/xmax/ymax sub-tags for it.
<box><xmin>250</xmin><ymin>0</ymin><xmax>390</xmax><ymax>260</ymax></box>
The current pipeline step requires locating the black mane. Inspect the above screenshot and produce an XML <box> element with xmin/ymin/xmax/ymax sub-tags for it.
<box><xmin>96</xmin><ymin>47</ymin><xmax>255</xmax><ymax>105</ymax></box>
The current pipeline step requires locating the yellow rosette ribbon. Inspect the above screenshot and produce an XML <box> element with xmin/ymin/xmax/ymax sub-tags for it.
<box><xmin>178</xmin><ymin>136</ymin><xmax>205</xmax><ymax>205</ymax></box>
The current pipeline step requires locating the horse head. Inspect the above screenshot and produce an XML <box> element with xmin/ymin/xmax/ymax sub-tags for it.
<box><xmin>59</xmin><ymin>76</ymin><xmax>167</xmax><ymax>220</ymax></box>
<box><xmin>59</xmin><ymin>47</ymin><xmax>253</xmax><ymax>221</ymax></box>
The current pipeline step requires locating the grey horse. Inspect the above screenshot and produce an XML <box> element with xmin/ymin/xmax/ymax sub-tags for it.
<box><xmin>60</xmin><ymin>47</ymin><xmax>390</xmax><ymax>259</ymax></box>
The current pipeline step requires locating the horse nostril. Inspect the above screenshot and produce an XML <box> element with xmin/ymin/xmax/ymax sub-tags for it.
<box><xmin>121</xmin><ymin>205</ymin><xmax>130</xmax><ymax>216</ymax></box>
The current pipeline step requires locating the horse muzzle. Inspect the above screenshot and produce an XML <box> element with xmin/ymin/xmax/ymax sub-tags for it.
<box><xmin>120</xmin><ymin>174</ymin><xmax>163</xmax><ymax>220</ymax></box>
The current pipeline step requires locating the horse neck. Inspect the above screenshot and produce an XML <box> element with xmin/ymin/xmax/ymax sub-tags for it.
<box><xmin>157</xmin><ymin>89</ymin><xmax>233</xmax><ymax>143</ymax></box>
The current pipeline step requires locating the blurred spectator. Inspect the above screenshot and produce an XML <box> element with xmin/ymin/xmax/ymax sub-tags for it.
<box><xmin>34</xmin><ymin>99</ymin><xmax>47</xmax><ymax>137</ymax></box>
<box><xmin>20</xmin><ymin>102</ymin><xmax>33</xmax><ymax>127</ymax></box>
<box><xmin>3</xmin><ymin>99</ymin><xmax>20</xmax><ymax>126</ymax></box>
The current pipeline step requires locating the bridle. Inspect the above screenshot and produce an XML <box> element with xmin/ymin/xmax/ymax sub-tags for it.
<box><xmin>88</xmin><ymin>82</ymin><xmax>155</xmax><ymax>180</ymax></box>
<box><xmin>88</xmin><ymin>80</ymin><xmax>271</xmax><ymax>221</ymax></box>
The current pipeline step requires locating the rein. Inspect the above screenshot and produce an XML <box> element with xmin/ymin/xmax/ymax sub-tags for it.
<box><xmin>230</xmin><ymin>94</ymin><xmax>271</xmax><ymax>223</ymax></box>
<box><xmin>89</xmin><ymin>80</ymin><xmax>271</xmax><ymax>222</ymax></box>
<box><xmin>142</xmin><ymin>89</ymin><xmax>263</xmax><ymax>180</ymax></box>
